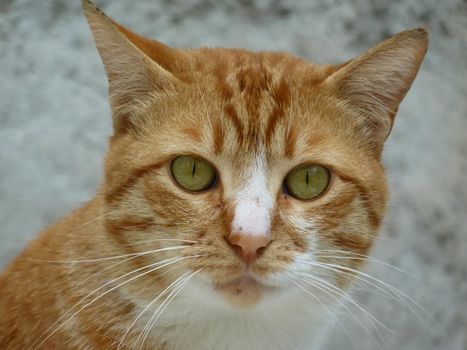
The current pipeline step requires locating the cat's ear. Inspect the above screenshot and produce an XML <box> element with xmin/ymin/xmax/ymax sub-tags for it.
<box><xmin>82</xmin><ymin>0</ymin><xmax>180</xmax><ymax>133</ymax></box>
<box><xmin>324</xmin><ymin>28</ymin><xmax>428</xmax><ymax>154</ymax></box>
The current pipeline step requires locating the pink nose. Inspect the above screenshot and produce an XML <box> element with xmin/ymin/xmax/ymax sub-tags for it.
<box><xmin>225</xmin><ymin>233</ymin><xmax>271</xmax><ymax>264</ymax></box>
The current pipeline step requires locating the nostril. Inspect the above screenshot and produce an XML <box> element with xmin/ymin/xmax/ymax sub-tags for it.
<box><xmin>256</xmin><ymin>244</ymin><xmax>268</xmax><ymax>257</ymax></box>
<box><xmin>231</xmin><ymin>243</ymin><xmax>243</xmax><ymax>257</ymax></box>
<box><xmin>224</xmin><ymin>234</ymin><xmax>271</xmax><ymax>264</ymax></box>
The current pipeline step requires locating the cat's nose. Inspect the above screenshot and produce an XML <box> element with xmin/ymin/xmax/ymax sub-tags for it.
<box><xmin>225</xmin><ymin>233</ymin><xmax>271</xmax><ymax>264</ymax></box>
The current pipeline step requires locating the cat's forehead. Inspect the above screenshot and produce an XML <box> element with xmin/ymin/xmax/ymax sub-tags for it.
<box><xmin>140</xmin><ymin>48</ymin><xmax>366</xmax><ymax>182</ymax></box>
<box><xmin>186</xmin><ymin>48</ymin><xmax>336</xmax><ymax>86</ymax></box>
<box><xmin>162</xmin><ymin>49</ymin><xmax>345</xmax><ymax>157</ymax></box>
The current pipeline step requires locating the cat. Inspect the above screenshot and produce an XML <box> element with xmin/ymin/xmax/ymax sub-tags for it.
<box><xmin>0</xmin><ymin>0</ymin><xmax>428</xmax><ymax>349</ymax></box>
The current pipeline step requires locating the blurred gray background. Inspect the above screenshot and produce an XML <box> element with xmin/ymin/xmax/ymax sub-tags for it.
<box><xmin>1</xmin><ymin>0</ymin><xmax>466</xmax><ymax>349</ymax></box>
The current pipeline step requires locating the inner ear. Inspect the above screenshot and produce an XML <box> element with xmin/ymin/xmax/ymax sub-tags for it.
<box><xmin>323</xmin><ymin>28</ymin><xmax>428</xmax><ymax>155</ymax></box>
<box><xmin>108</xmin><ymin>19</ymin><xmax>180</xmax><ymax>75</ymax></box>
<box><xmin>82</xmin><ymin>0</ymin><xmax>182</xmax><ymax>134</ymax></box>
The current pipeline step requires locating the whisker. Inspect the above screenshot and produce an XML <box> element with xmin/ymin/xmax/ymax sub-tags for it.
<box><xmin>122</xmin><ymin>238</ymin><xmax>198</xmax><ymax>247</ymax></box>
<box><xmin>313</xmin><ymin>254</ymin><xmax>421</xmax><ymax>299</ymax></box>
<box><xmin>116</xmin><ymin>272</ymin><xmax>190</xmax><ymax>350</ymax></box>
<box><xmin>298</xmin><ymin>259</ymin><xmax>434</xmax><ymax>324</ymax></box>
<box><xmin>73</xmin><ymin>253</ymin><xmax>156</xmax><ymax>290</ymax></box>
<box><xmin>314</xmin><ymin>249</ymin><xmax>416</xmax><ymax>277</ymax></box>
<box><xmin>288</xmin><ymin>274</ymin><xmax>373</xmax><ymax>348</ymax></box>
<box><xmin>301</xmin><ymin>260</ymin><xmax>397</xmax><ymax>303</ymax></box>
<box><xmin>324</xmin><ymin>265</ymin><xmax>398</xmax><ymax>302</ymax></box>
<box><xmin>30</xmin><ymin>255</ymin><xmax>200</xmax><ymax>350</ymax></box>
<box><xmin>318</xmin><ymin>261</ymin><xmax>433</xmax><ymax>322</ymax></box>
<box><xmin>309</xmin><ymin>259</ymin><xmax>401</xmax><ymax>302</ymax></box>
<box><xmin>281</xmin><ymin>268</ymin><xmax>351</xmax><ymax>338</ymax></box>
<box><xmin>72</xmin><ymin>247</ymin><xmax>198</xmax><ymax>292</ymax></box>
<box><xmin>295</xmin><ymin>271</ymin><xmax>394</xmax><ymax>334</ymax></box>
<box><xmin>136</xmin><ymin>275</ymin><xmax>186</xmax><ymax>350</ymax></box>
<box><xmin>136</xmin><ymin>268</ymin><xmax>203</xmax><ymax>350</ymax></box>
<box><xmin>292</xmin><ymin>271</ymin><xmax>389</xmax><ymax>350</ymax></box>
<box><xmin>303</xmin><ymin>259</ymin><xmax>407</xmax><ymax>304</ymax></box>
<box><xmin>280</xmin><ymin>264</ymin><xmax>350</xmax><ymax>336</ymax></box>
<box><xmin>26</xmin><ymin>245</ymin><xmax>189</xmax><ymax>264</ymax></box>
<box><xmin>74</xmin><ymin>210</ymin><xmax>119</xmax><ymax>230</ymax></box>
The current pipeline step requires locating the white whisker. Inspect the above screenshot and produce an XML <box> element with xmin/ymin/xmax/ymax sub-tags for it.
<box><xmin>122</xmin><ymin>238</ymin><xmax>197</xmax><ymax>247</ymax></box>
<box><xmin>74</xmin><ymin>211</ymin><xmax>118</xmax><ymax>230</ymax></box>
<box><xmin>314</xmin><ymin>249</ymin><xmax>416</xmax><ymax>276</ymax></box>
<box><xmin>295</xmin><ymin>270</ymin><xmax>394</xmax><ymax>334</ymax></box>
<box><xmin>307</xmin><ymin>259</ymin><xmax>399</xmax><ymax>302</ymax></box>
<box><xmin>116</xmin><ymin>272</ymin><xmax>190</xmax><ymax>350</ymax></box>
<box><xmin>282</xmin><ymin>269</ymin><xmax>351</xmax><ymax>338</ymax></box>
<box><xmin>30</xmin><ymin>255</ymin><xmax>200</xmax><ymax>350</ymax></box>
<box><xmin>291</xmin><ymin>271</ymin><xmax>389</xmax><ymax>350</ymax></box>
<box><xmin>136</xmin><ymin>268</ymin><xmax>203</xmax><ymax>350</ymax></box>
<box><xmin>27</xmin><ymin>245</ymin><xmax>189</xmax><ymax>264</ymax></box>
<box><xmin>298</xmin><ymin>259</ymin><xmax>434</xmax><ymax>323</ymax></box>
<box><xmin>289</xmin><ymin>274</ymin><xmax>370</xmax><ymax>347</ymax></box>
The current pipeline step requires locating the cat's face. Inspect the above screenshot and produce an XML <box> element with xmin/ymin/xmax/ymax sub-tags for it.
<box><xmin>83</xmin><ymin>1</ymin><xmax>427</xmax><ymax>309</ymax></box>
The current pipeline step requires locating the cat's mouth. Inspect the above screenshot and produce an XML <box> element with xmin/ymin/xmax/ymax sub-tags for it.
<box><xmin>213</xmin><ymin>274</ymin><xmax>278</xmax><ymax>308</ymax></box>
<box><xmin>214</xmin><ymin>275</ymin><xmax>273</xmax><ymax>291</ymax></box>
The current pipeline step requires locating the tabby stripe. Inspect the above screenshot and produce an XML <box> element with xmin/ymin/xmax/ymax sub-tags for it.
<box><xmin>105</xmin><ymin>161</ymin><xmax>166</xmax><ymax>203</ymax></box>
<box><xmin>265</xmin><ymin>77</ymin><xmax>291</xmax><ymax>147</ymax></box>
<box><xmin>214</xmin><ymin>60</ymin><xmax>234</xmax><ymax>101</ymax></box>
<box><xmin>340</xmin><ymin>175</ymin><xmax>383</xmax><ymax>229</ymax></box>
<box><xmin>212</xmin><ymin>117</ymin><xmax>225</xmax><ymax>155</ymax></box>
<box><xmin>223</xmin><ymin>103</ymin><xmax>244</xmax><ymax>144</ymax></box>
<box><xmin>333</xmin><ymin>232</ymin><xmax>373</xmax><ymax>256</ymax></box>
<box><xmin>283</xmin><ymin>125</ymin><xmax>297</xmax><ymax>158</ymax></box>
<box><xmin>106</xmin><ymin>217</ymin><xmax>154</xmax><ymax>234</ymax></box>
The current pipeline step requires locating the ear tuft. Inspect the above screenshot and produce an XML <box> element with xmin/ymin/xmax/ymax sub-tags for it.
<box><xmin>82</xmin><ymin>0</ymin><xmax>106</xmax><ymax>18</ymax></box>
<box><xmin>325</xmin><ymin>28</ymin><xmax>428</xmax><ymax>153</ymax></box>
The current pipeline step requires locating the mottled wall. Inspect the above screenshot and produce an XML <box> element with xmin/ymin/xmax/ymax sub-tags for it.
<box><xmin>1</xmin><ymin>0</ymin><xmax>466</xmax><ymax>349</ymax></box>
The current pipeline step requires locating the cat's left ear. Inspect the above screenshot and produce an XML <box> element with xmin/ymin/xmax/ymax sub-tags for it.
<box><xmin>324</xmin><ymin>28</ymin><xmax>428</xmax><ymax>155</ymax></box>
<box><xmin>82</xmin><ymin>0</ymin><xmax>181</xmax><ymax>133</ymax></box>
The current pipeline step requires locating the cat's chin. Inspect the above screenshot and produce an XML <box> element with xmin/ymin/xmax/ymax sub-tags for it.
<box><xmin>213</xmin><ymin>275</ymin><xmax>278</xmax><ymax>309</ymax></box>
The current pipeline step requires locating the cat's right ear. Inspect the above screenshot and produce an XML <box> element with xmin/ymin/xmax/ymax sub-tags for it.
<box><xmin>322</xmin><ymin>28</ymin><xmax>428</xmax><ymax>156</ymax></box>
<box><xmin>82</xmin><ymin>0</ymin><xmax>180</xmax><ymax>133</ymax></box>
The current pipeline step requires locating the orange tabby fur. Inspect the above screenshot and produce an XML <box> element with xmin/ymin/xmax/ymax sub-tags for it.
<box><xmin>0</xmin><ymin>1</ymin><xmax>428</xmax><ymax>349</ymax></box>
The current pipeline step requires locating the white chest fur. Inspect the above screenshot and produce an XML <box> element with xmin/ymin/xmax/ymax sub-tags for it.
<box><xmin>140</xmin><ymin>282</ymin><xmax>335</xmax><ymax>350</ymax></box>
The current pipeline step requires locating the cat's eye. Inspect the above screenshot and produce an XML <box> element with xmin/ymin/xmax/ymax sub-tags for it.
<box><xmin>171</xmin><ymin>156</ymin><xmax>217</xmax><ymax>192</ymax></box>
<box><xmin>284</xmin><ymin>164</ymin><xmax>330</xmax><ymax>200</ymax></box>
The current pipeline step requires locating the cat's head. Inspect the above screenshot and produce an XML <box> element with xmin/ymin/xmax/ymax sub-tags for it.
<box><xmin>83</xmin><ymin>1</ymin><xmax>427</xmax><ymax>309</ymax></box>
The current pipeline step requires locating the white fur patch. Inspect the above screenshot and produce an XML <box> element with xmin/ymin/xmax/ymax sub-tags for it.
<box><xmin>144</xmin><ymin>279</ymin><xmax>336</xmax><ymax>350</ymax></box>
<box><xmin>231</xmin><ymin>158</ymin><xmax>274</xmax><ymax>237</ymax></box>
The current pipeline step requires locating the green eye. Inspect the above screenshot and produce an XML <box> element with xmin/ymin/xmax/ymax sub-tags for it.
<box><xmin>171</xmin><ymin>156</ymin><xmax>217</xmax><ymax>192</ymax></box>
<box><xmin>284</xmin><ymin>164</ymin><xmax>330</xmax><ymax>200</ymax></box>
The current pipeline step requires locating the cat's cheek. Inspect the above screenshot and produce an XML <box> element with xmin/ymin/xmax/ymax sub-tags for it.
<box><xmin>287</xmin><ymin>251</ymin><xmax>318</xmax><ymax>273</ymax></box>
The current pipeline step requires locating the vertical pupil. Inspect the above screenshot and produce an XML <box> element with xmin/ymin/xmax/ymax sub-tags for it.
<box><xmin>192</xmin><ymin>161</ymin><xmax>196</xmax><ymax>178</ymax></box>
<box><xmin>306</xmin><ymin>170</ymin><xmax>309</xmax><ymax>187</ymax></box>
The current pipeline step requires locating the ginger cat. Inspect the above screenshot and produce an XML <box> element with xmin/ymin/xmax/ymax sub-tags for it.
<box><xmin>0</xmin><ymin>1</ymin><xmax>428</xmax><ymax>349</ymax></box>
